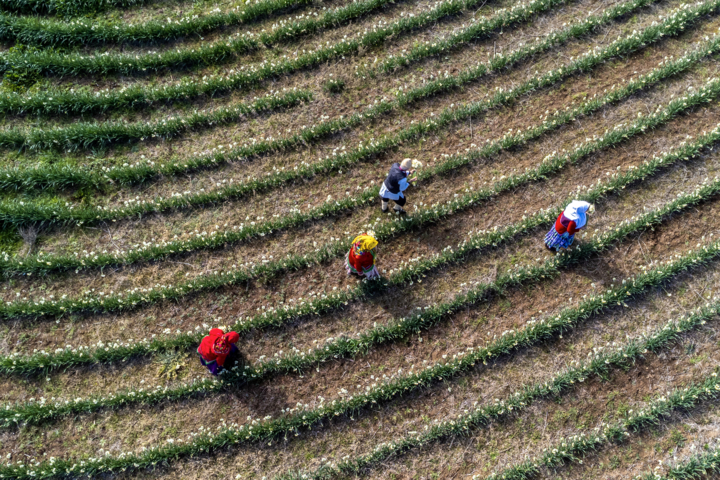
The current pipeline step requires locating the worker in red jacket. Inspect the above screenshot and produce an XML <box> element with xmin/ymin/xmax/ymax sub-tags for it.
<box><xmin>545</xmin><ymin>201</ymin><xmax>594</xmax><ymax>251</ymax></box>
<box><xmin>197</xmin><ymin>328</ymin><xmax>240</xmax><ymax>375</ymax></box>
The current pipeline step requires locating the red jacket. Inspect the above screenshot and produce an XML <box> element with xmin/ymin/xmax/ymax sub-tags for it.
<box><xmin>555</xmin><ymin>213</ymin><xmax>582</xmax><ymax>235</ymax></box>
<box><xmin>198</xmin><ymin>328</ymin><xmax>239</xmax><ymax>366</ymax></box>
<box><xmin>348</xmin><ymin>245</ymin><xmax>376</xmax><ymax>274</ymax></box>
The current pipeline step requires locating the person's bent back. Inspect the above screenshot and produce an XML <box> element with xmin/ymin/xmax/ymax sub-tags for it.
<box><xmin>379</xmin><ymin>158</ymin><xmax>417</xmax><ymax>214</ymax></box>
<box><xmin>197</xmin><ymin>328</ymin><xmax>240</xmax><ymax>375</ymax></box>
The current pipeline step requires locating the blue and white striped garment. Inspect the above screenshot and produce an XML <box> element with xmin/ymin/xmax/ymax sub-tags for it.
<box><xmin>544</xmin><ymin>226</ymin><xmax>574</xmax><ymax>250</ymax></box>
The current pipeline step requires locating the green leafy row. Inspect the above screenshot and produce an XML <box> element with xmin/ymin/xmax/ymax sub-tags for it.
<box><xmin>0</xmin><ymin>0</ymin><xmax>315</xmax><ymax>43</ymax></box>
<box><xmin>1</xmin><ymin>68</ymin><xmax>717</xmax><ymax>321</ymax></box>
<box><xmin>0</xmin><ymin>0</ymin><xmax>685</xmax><ymax>189</ymax></box>
<box><xmin>3</xmin><ymin>235</ymin><xmax>719</xmax><ymax>477</ymax></box>
<box><xmin>4</xmin><ymin>150</ymin><xmax>720</xmax><ymax>428</ymax></box>
<box><xmin>0</xmin><ymin>88</ymin><xmax>311</xmax><ymax>151</ymax></box>
<box><xmin>284</xmin><ymin>314</ymin><xmax>720</xmax><ymax>480</ymax></box>
<box><xmin>634</xmin><ymin>446</ymin><xmax>720</xmax><ymax>480</ymax></box>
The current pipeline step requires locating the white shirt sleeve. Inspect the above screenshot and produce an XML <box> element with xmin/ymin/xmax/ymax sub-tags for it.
<box><xmin>398</xmin><ymin>178</ymin><xmax>409</xmax><ymax>192</ymax></box>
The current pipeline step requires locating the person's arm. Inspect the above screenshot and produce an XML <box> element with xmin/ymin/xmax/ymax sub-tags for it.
<box><xmin>566</xmin><ymin>221</ymin><xmax>578</xmax><ymax>235</ymax></box>
<box><xmin>216</xmin><ymin>352</ymin><xmax>228</xmax><ymax>367</ymax></box>
<box><xmin>360</xmin><ymin>251</ymin><xmax>376</xmax><ymax>274</ymax></box>
<box><xmin>555</xmin><ymin>214</ymin><xmax>566</xmax><ymax>234</ymax></box>
<box><xmin>363</xmin><ymin>265</ymin><xmax>381</xmax><ymax>279</ymax></box>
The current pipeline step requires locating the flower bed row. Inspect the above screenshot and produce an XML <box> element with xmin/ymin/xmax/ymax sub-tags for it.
<box><xmin>283</xmin><ymin>311</ymin><xmax>720</xmax><ymax>479</ymax></box>
<box><xmin>4</xmin><ymin>156</ymin><xmax>720</xmax><ymax>429</ymax></box>
<box><xmin>1</xmin><ymin>70</ymin><xmax>718</xmax><ymax>322</ymax></box>
<box><xmin>3</xmin><ymin>240</ymin><xmax>719</xmax><ymax>477</ymax></box>
<box><xmin>0</xmin><ymin>88</ymin><xmax>311</xmax><ymax>151</ymax></box>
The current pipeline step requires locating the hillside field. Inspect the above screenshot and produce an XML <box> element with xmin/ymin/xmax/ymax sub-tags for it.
<box><xmin>1</xmin><ymin>0</ymin><xmax>720</xmax><ymax>477</ymax></box>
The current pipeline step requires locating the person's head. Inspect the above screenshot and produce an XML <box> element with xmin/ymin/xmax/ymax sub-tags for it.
<box><xmin>563</xmin><ymin>201</ymin><xmax>593</xmax><ymax>228</ymax></box>
<box><xmin>400</xmin><ymin>158</ymin><xmax>413</xmax><ymax>170</ymax></box>
<box><xmin>212</xmin><ymin>330</ymin><xmax>240</xmax><ymax>355</ymax></box>
<box><xmin>352</xmin><ymin>232</ymin><xmax>378</xmax><ymax>252</ymax></box>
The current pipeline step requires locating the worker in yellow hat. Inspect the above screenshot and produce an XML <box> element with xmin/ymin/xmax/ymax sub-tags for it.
<box><xmin>344</xmin><ymin>232</ymin><xmax>380</xmax><ymax>279</ymax></box>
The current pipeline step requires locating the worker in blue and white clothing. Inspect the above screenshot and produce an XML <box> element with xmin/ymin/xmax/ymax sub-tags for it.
<box><xmin>379</xmin><ymin>158</ymin><xmax>418</xmax><ymax>214</ymax></box>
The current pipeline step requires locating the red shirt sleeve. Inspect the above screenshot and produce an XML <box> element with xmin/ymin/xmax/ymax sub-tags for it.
<box><xmin>198</xmin><ymin>336</ymin><xmax>215</xmax><ymax>361</ymax></box>
<box><xmin>357</xmin><ymin>251</ymin><xmax>376</xmax><ymax>273</ymax></box>
<box><xmin>566</xmin><ymin>221</ymin><xmax>578</xmax><ymax>235</ymax></box>
<box><xmin>208</xmin><ymin>328</ymin><xmax>224</xmax><ymax>337</ymax></box>
<box><xmin>349</xmin><ymin>248</ymin><xmax>375</xmax><ymax>273</ymax></box>
<box><xmin>209</xmin><ymin>329</ymin><xmax>235</xmax><ymax>366</ymax></box>
<box><xmin>199</xmin><ymin>329</ymin><xmax>224</xmax><ymax>362</ymax></box>
<box><xmin>555</xmin><ymin>214</ymin><xmax>566</xmax><ymax>234</ymax></box>
<box><xmin>216</xmin><ymin>352</ymin><xmax>228</xmax><ymax>367</ymax></box>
